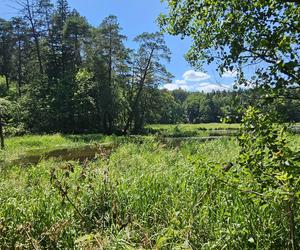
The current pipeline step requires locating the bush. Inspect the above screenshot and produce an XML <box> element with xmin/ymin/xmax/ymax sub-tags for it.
<box><xmin>238</xmin><ymin>106</ymin><xmax>300</xmax><ymax>248</ymax></box>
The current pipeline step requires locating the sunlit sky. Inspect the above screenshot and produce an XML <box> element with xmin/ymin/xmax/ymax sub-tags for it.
<box><xmin>0</xmin><ymin>0</ymin><xmax>255</xmax><ymax>92</ymax></box>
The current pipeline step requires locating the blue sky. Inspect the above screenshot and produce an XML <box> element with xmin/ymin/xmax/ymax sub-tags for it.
<box><xmin>0</xmin><ymin>0</ymin><xmax>250</xmax><ymax>92</ymax></box>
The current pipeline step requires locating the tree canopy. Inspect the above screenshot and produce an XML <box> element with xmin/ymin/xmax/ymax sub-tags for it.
<box><xmin>159</xmin><ymin>0</ymin><xmax>300</xmax><ymax>89</ymax></box>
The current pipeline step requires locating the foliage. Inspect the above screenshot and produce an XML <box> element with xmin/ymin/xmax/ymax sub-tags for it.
<box><xmin>0</xmin><ymin>98</ymin><xmax>11</xmax><ymax>118</ymax></box>
<box><xmin>159</xmin><ymin>0</ymin><xmax>300</xmax><ymax>89</ymax></box>
<box><xmin>239</xmin><ymin>107</ymin><xmax>300</xmax><ymax>186</ymax></box>
<box><xmin>144</xmin><ymin>89</ymin><xmax>185</xmax><ymax>124</ymax></box>
<box><xmin>237</xmin><ymin>106</ymin><xmax>300</xmax><ymax>248</ymax></box>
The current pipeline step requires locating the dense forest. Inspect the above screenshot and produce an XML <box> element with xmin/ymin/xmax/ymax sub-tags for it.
<box><xmin>1</xmin><ymin>0</ymin><xmax>300</xmax><ymax>137</ymax></box>
<box><xmin>0</xmin><ymin>0</ymin><xmax>174</xmax><ymax>134</ymax></box>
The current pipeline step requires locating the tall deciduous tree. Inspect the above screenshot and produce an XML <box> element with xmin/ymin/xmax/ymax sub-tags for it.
<box><xmin>11</xmin><ymin>17</ymin><xmax>27</xmax><ymax>97</ymax></box>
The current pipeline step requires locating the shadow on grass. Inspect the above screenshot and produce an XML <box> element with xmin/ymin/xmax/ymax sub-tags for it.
<box><xmin>62</xmin><ymin>134</ymin><xmax>106</xmax><ymax>143</ymax></box>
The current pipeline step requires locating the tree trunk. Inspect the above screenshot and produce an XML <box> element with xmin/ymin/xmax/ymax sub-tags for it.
<box><xmin>33</xmin><ymin>34</ymin><xmax>43</xmax><ymax>75</ymax></box>
<box><xmin>0</xmin><ymin>118</ymin><xmax>4</xmax><ymax>150</ymax></box>
<box><xmin>287</xmin><ymin>197</ymin><xmax>296</xmax><ymax>250</ymax></box>
<box><xmin>107</xmin><ymin>33</ymin><xmax>113</xmax><ymax>134</ymax></box>
<box><xmin>25</xmin><ymin>0</ymin><xmax>43</xmax><ymax>75</ymax></box>
<box><xmin>103</xmin><ymin>112</ymin><xmax>108</xmax><ymax>133</ymax></box>
<box><xmin>17</xmin><ymin>38</ymin><xmax>22</xmax><ymax>97</ymax></box>
<box><xmin>74</xmin><ymin>32</ymin><xmax>81</xmax><ymax>65</ymax></box>
<box><xmin>5</xmin><ymin>75</ymin><xmax>9</xmax><ymax>90</ymax></box>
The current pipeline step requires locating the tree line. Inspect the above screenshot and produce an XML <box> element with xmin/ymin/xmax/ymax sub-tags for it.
<box><xmin>147</xmin><ymin>88</ymin><xmax>300</xmax><ymax>124</ymax></box>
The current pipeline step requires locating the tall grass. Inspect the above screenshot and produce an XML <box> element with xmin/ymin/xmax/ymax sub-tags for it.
<box><xmin>147</xmin><ymin>123</ymin><xmax>240</xmax><ymax>131</ymax></box>
<box><xmin>1</xmin><ymin>137</ymin><xmax>298</xmax><ymax>248</ymax></box>
<box><xmin>145</xmin><ymin>124</ymin><xmax>240</xmax><ymax>138</ymax></box>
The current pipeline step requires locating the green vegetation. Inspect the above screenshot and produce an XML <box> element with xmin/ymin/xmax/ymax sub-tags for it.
<box><xmin>0</xmin><ymin>133</ymin><xmax>299</xmax><ymax>248</ymax></box>
<box><xmin>0</xmin><ymin>125</ymin><xmax>240</xmax><ymax>166</ymax></box>
<box><xmin>0</xmin><ymin>7</ymin><xmax>173</xmax><ymax>135</ymax></box>
<box><xmin>0</xmin><ymin>134</ymin><xmax>109</xmax><ymax>164</ymax></box>
<box><xmin>146</xmin><ymin>123</ymin><xmax>240</xmax><ymax>138</ymax></box>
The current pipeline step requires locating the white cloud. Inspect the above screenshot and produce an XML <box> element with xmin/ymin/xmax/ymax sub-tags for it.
<box><xmin>163</xmin><ymin>80</ymin><xmax>232</xmax><ymax>93</ymax></box>
<box><xmin>163</xmin><ymin>83</ymin><xmax>180</xmax><ymax>91</ymax></box>
<box><xmin>162</xmin><ymin>69</ymin><xmax>233</xmax><ymax>92</ymax></box>
<box><xmin>195</xmin><ymin>83</ymin><xmax>231</xmax><ymax>92</ymax></box>
<box><xmin>163</xmin><ymin>80</ymin><xmax>189</xmax><ymax>91</ymax></box>
<box><xmin>183</xmin><ymin>70</ymin><xmax>211</xmax><ymax>81</ymax></box>
<box><xmin>175</xmin><ymin>79</ymin><xmax>186</xmax><ymax>85</ymax></box>
<box><xmin>222</xmin><ymin>69</ymin><xmax>237</xmax><ymax>78</ymax></box>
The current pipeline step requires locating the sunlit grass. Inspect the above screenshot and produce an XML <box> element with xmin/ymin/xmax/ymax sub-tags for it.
<box><xmin>148</xmin><ymin>123</ymin><xmax>240</xmax><ymax>130</ymax></box>
<box><xmin>5</xmin><ymin>134</ymin><xmax>103</xmax><ymax>152</ymax></box>
<box><xmin>145</xmin><ymin>123</ymin><xmax>240</xmax><ymax>138</ymax></box>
